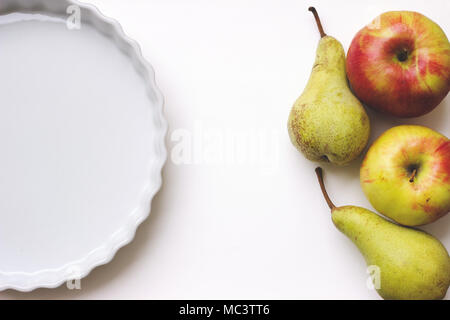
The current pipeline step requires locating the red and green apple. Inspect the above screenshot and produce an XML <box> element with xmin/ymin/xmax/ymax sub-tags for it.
<box><xmin>360</xmin><ymin>125</ymin><xmax>450</xmax><ymax>226</ymax></box>
<box><xmin>347</xmin><ymin>11</ymin><xmax>450</xmax><ymax>118</ymax></box>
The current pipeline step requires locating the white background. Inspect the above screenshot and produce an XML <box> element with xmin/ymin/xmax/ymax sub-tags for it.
<box><xmin>1</xmin><ymin>0</ymin><xmax>449</xmax><ymax>299</ymax></box>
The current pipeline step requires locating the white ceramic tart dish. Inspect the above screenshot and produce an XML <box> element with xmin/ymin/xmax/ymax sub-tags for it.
<box><xmin>0</xmin><ymin>0</ymin><xmax>167</xmax><ymax>291</ymax></box>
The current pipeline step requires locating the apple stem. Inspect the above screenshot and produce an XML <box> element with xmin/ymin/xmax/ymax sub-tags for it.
<box><xmin>397</xmin><ymin>49</ymin><xmax>409</xmax><ymax>62</ymax></box>
<box><xmin>315</xmin><ymin>167</ymin><xmax>336</xmax><ymax>210</ymax></box>
<box><xmin>308</xmin><ymin>7</ymin><xmax>327</xmax><ymax>38</ymax></box>
<box><xmin>409</xmin><ymin>169</ymin><xmax>417</xmax><ymax>183</ymax></box>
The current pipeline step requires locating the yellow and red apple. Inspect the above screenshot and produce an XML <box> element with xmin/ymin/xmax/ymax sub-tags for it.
<box><xmin>347</xmin><ymin>11</ymin><xmax>450</xmax><ymax>118</ymax></box>
<box><xmin>360</xmin><ymin>125</ymin><xmax>450</xmax><ymax>226</ymax></box>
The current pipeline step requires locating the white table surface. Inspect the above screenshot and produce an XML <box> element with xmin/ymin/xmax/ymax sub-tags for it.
<box><xmin>1</xmin><ymin>0</ymin><xmax>449</xmax><ymax>299</ymax></box>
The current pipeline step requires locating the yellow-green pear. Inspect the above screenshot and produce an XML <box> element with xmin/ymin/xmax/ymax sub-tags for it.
<box><xmin>315</xmin><ymin>167</ymin><xmax>450</xmax><ymax>300</ymax></box>
<box><xmin>288</xmin><ymin>8</ymin><xmax>370</xmax><ymax>165</ymax></box>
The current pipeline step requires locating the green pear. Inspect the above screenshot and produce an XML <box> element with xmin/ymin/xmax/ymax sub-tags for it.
<box><xmin>315</xmin><ymin>167</ymin><xmax>450</xmax><ymax>300</ymax></box>
<box><xmin>288</xmin><ymin>8</ymin><xmax>370</xmax><ymax>165</ymax></box>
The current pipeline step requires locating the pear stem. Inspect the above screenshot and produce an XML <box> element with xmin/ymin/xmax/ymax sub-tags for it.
<box><xmin>308</xmin><ymin>7</ymin><xmax>326</xmax><ymax>38</ymax></box>
<box><xmin>315</xmin><ymin>167</ymin><xmax>336</xmax><ymax>210</ymax></box>
<box><xmin>409</xmin><ymin>168</ymin><xmax>417</xmax><ymax>183</ymax></box>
